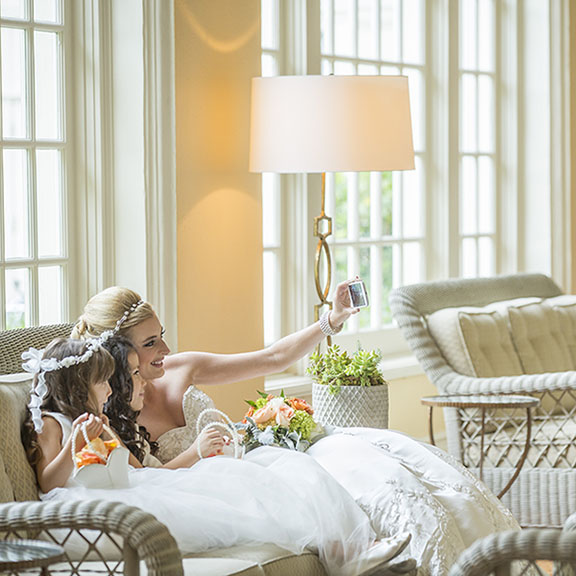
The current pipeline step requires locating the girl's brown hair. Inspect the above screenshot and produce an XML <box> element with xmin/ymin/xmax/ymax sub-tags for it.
<box><xmin>22</xmin><ymin>338</ymin><xmax>115</xmax><ymax>466</ymax></box>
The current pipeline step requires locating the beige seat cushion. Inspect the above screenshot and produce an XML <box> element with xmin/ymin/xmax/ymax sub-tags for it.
<box><xmin>507</xmin><ymin>300</ymin><xmax>575</xmax><ymax>373</ymax></box>
<box><xmin>0</xmin><ymin>375</ymin><xmax>39</xmax><ymax>502</ymax></box>
<box><xmin>426</xmin><ymin>300</ymin><xmax>529</xmax><ymax>377</ymax></box>
<box><xmin>547</xmin><ymin>295</ymin><xmax>576</xmax><ymax>365</ymax></box>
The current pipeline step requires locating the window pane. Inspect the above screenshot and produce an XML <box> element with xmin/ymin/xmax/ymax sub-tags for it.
<box><xmin>261</xmin><ymin>54</ymin><xmax>278</xmax><ymax>77</ymax></box>
<box><xmin>1</xmin><ymin>0</ymin><xmax>25</xmax><ymax>19</ymax></box>
<box><xmin>461</xmin><ymin>156</ymin><xmax>477</xmax><ymax>235</ymax></box>
<box><xmin>38</xmin><ymin>265</ymin><xmax>62</xmax><ymax>323</ymax></box>
<box><xmin>5</xmin><ymin>267</ymin><xmax>29</xmax><ymax>329</ymax></box>
<box><xmin>358</xmin><ymin>172</ymin><xmax>370</xmax><ymax>239</ymax></box>
<box><xmin>478</xmin><ymin>156</ymin><xmax>495</xmax><ymax>234</ymax></box>
<box><xmin>478</xmin><ymin>0</ymin><xmax>495</xmax><ymax>72</ymax></box>
<box><xmin>358</xmin><ymin>246</ymin><xmax>370</xmax><ymax>329</ymax></box>
<box><xmin>321</xmin><ymin>0</ymin><xmax>333</xmax><ymax>55</ymax></box>
<box><xmin>402</xmin><ymin>0</ymin><xmax>423</xmax><ymax>65</ymax></box>
<box><xmin>358</xmin><ymin>0</ymin><xmax>378</xmax><ymax>60</ymax></box>
<box><xmin>2</xmin><ymin>27</ymin><xmax>27</xmax><ymax>139</ymax></box>
<box><xmin>261</xmin><ymin>0</ymin><xmax>278</xmax><ymax>50</ymax></box>
<box><xmin>478</xmin><ymin>74</ymin><xmax>494</xmax><ymax>152</ymax></box>
<box><xmin>460</xmin><ymin>73</ymin><xmax>477</xmax><ymax>152</ymax></box>
<box><xmin>380</xmin><ymin>0</ymin><xmax>398</xmax><ymax>61</ymax></box>
<box><xmin>334</xmin><ymin>173</ymin><xmax>348</xmax><ymax>239</ymax></box>
<box><xmin>37</xmin><ymin>149</ymin><xmax>63</xmax><ymax>257</ymax></box>
<box><xmin>381</xmin><ymin>172</ymin><xmax>392</xmax><ymax>236</ymax></box>
<box><xmin>334</xmin><ymin>0</ymin><xmax>355</xmax><ymax>57</ymax></box>
<box><xmin>403</xmin><ymin>241</ymin><xmax>421</xmax><ymax>285</ymax></box>
<box><xmin>3</xmin><ymin>149</ymin><xmax>30</xmax><ymax>258</ymax></box>
<box><xmin>460</xmin><ymin>0</ymin><xmax>477</xmax><ymax>69</ymax></box>
<box><xmin>402</xmin><ymin>157</ymin><xmax>422</xmax><ymax>237</ymax></box>
<box><xmin>262</xmin><ymin>173</ymin><xmax>280</xmax><ymax>247</ymax></box>
<box><xmin>334</xmin><ymin>244</ymin><xmax>348</xmax><ymax>290</ymax></box>
<box><xmin>263</xmin><ymin>251</ymin><xmax>279</xmax><ymax>345</ymax></box>
<box><xmin>381</xmin><ymin>245</ymin><xmax>393</xmax><ymax>323</ymax></box>
<box><xmin>462</xmin><ymin>238</ymin><xmax>477</xmax><ymax>277</ymax></box>
<box><xmin>334</xmin><ymin>60</ymin><xmax>355</xmax><ymax>75</ymax></box>
<box><xmin>478</xmin><ymin>236</ymin><xmax>494</xmax><ymax>277</ymax></box>
<box><xmin>35</xmin><ymin>31</ymin><xmax>61</xmax><ymax>140</ymax></box>
<box><xmin>34</xmin><ymin>0</ymin><xmax>59</xmax><ymax>23</ymax></box>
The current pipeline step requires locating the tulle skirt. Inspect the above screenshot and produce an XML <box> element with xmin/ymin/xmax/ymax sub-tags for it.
<box><xmin>43</xmin><ymin>447</ymin><xmax>381</xmax><ymax>576</ymax></box>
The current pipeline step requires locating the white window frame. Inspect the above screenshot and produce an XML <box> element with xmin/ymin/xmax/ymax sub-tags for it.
<box><xmin>263</xmin><ymin>0</ymin><xmax>572</xmax><ymax>389</ymax></box>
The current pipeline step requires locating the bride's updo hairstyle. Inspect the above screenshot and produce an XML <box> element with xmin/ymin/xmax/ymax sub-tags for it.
<box><xmin>71</xmin><ymin>286</ymin><xmax>156</xmax><ymax>340</ymax></box>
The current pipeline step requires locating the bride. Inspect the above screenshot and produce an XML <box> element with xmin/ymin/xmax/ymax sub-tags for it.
<box><xmin>71</xmin><ymin>282</ymin><xmax>520</xmax><ymax>575</ymax></box>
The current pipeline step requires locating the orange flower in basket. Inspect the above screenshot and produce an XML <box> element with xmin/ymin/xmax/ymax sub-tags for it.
<box><xmin>75</xmin><ymin>437</ymin><xmax>119</xmax><ymax>469</ymax></box>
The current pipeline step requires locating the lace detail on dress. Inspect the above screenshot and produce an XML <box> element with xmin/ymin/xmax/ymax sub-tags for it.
<box><xmin>155</xmin><ymin>386</ymin><xmax>215</xmax><ymax>464</ymax></box>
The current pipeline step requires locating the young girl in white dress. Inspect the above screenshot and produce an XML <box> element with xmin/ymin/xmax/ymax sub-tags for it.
<box><xmin>71</xmin><ymin>284</ymin><xmax>521</xmax><ymax>575</ymax></box>
<box><xmin>22</xmin><ymin>336</ymin><xmax>413</xmax><ymax>576</ymax></box>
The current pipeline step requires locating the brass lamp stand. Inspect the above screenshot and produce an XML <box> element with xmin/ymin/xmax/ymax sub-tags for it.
<box><xmin>313</xmin><ymin>172</ymin><xmax>333</xmax><ymax>346</ymax></box>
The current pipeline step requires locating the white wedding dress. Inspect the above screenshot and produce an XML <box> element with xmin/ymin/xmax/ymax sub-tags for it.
<box><xmin>40</xmin><ymin>412</ymin><xmax>411</xmax><ymax>576</ymax></box>
<box><xmin>154</xmin><ymin>386</ymin><xmax>520</xmax><ymax>576</ymax></box>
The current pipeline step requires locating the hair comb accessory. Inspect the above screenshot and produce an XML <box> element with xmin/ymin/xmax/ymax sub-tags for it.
<box><xmin>23</xmin><ymin>299</ymin><xmax>145</xmax><ymax>433</ymax></box>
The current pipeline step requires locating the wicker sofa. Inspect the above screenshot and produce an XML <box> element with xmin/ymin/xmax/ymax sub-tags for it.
<box><xmin>389</xmin><ymin>273</ymin><xmax>576</xmax><ymax>528</ymax></box>
<box><xmin>0</xmin><ymin>324</ymin><xmax>327</xmax><ymax>576</ymax></box>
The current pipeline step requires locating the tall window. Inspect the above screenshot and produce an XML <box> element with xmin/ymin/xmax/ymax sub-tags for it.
<box><xmin>261</xmin><ymin>0</ymin><xmax>566</xmax><ymax>363</ymax></box>
<box><xmin>320</xmin><ymin>0</ymin><xmax>426</xmax><ymax>333</ymax></box>
<box><xmin>0</xmin><ymin>0</ymin><xmax>68</xmax><ymax>329</ymax></box>
<box><xmin>458</xmin><ymin>0</ymin><xmax>497</xmax><ymax>277</ymax></box>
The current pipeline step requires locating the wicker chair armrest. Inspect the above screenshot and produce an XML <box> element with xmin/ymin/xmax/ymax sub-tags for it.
<box><xmin>448</xmin><ymin>529</ymin><xmax>576</xmax><ymax>576</ymax></box>
<box><xmin>437</xmin><ymin>370</ymin><xmax>576</xmax><ymax>396</ymax></box>
<box><xmin>0</xmin><ymin>500</ymin><xmax>183</xmax><ymax>576</ymax></box>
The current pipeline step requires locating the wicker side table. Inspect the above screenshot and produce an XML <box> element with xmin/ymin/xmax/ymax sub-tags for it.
<box><xmin>421</xmin><ymin>394</ymin><xmax>540</xmax><ymax>498</ymax></box>
<box><xmin>0</xmin><ymin>540</ymin><xmax>65</xmax><ymax>575</ymax></box>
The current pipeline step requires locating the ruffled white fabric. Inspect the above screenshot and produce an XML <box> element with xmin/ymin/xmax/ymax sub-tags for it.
<box><xmin>42</xmin><ymin>414</ymin><xmax>409</xmax><ymax>576</ymax></box>
<box><xmin>154</xmin><ymin>387</ymin><xmax>521</xmax><ymax>576</ymax></box>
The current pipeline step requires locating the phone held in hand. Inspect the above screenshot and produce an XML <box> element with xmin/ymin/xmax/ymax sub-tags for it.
<box><xmin>348</xmin><ymin>280</ymin><xmax>369</xmax><ymax>309</ymax></box>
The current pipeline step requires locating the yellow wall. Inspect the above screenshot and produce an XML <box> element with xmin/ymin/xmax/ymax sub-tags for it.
<box><xmin>173</xmin><ymin>0</ymin><xmax>447</xmax><ymax>437</ymax></box>
<box><xmin>175</xmin><ymin>0</ymin><xmax>263</xmax><ymax>420</ymax></box>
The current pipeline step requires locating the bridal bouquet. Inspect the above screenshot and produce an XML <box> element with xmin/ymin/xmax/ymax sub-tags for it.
<box><xmin>237</xmin><ymin>391</ymin><xmax>323</xmax><ymax>452</ymax></box>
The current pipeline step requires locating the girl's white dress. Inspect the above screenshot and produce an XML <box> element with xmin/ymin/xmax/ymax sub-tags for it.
<box><xmin>154</xmin><ymin>386</ymin><xmax>520</xmax><ymax>576</ymax></box>
<box><xmin>41</xmin><ymin>412</ymin><xmax>409</xmax><ymax>576</ymax></box>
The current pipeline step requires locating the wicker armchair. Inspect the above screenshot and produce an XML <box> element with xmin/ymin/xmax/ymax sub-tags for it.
<box><xmin>389</xmin><ymin>274</ymin><xmax>576</xmax><ymax>528</ymax></box>
<box><xmin>0</xmin><ymin>324</ymin><xmax>327</xmax><ymax>576</ymax></box>
<box><xmin>447</xmin><ymin>528</ymin><xmax>576</xmax><ymax>576</ymax></box>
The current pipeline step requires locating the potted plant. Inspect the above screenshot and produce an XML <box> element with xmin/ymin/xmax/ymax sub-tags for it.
<box><xmin>307</xmin><ymin>345</ymin><xmax>389</xmax><ymax>429</ymax></box>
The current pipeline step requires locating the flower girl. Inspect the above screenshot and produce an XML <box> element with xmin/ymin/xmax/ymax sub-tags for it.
<box><xmin>22</xmin><ymin>336</ymin><xmax>413</xmax><ymax>576</ymax></box>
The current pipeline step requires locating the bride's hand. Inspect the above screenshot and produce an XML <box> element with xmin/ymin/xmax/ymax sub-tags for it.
<box><xmin>193</xmin><ymin>426</ymin><xmax>225</xmax><ymax>458</ymax></box>
<box><xmin>330</xmin><ymin>277</ymin><xmax>362</xmax><ymax>328</ymax></box>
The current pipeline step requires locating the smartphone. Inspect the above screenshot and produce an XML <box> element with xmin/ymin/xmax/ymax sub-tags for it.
<box><xmin>348</xmin><ymin>280</ymin><xmax>369</xmax><ymax>309</ymax></box>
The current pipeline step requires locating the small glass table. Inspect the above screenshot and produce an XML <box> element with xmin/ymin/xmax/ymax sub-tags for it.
<box><xmin>0</xmin><ymin>540</ymin><xmax>65</xmax><ymax>575</ymax></box>
<box><xmin>421</xmin><ymin>394</ymin><xmax>540</xmax><ymax>498</ymax></box>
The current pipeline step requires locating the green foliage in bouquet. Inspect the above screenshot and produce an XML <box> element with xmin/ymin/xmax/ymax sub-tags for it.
<box><xmin>307</xmin><ymin>344</ymin><xmax>387</xmax><ymax>395</ymax></box>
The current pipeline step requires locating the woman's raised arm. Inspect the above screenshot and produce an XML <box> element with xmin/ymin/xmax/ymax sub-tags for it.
<box><xmin>163</xmin><ymin>279</ymin><xmax>359</xmax><ymax>389</ymax></box>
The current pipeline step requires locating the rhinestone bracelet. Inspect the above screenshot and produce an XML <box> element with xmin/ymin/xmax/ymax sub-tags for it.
<box><xmin>319</xmin><ymin>311</ymin><xmax>344</xmax><ymax>336</ymax></box>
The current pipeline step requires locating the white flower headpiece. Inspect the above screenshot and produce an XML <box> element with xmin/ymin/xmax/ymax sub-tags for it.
<box><xmin>23</xmin><ymin>299</ymin><xmax>144</xmax><ymax>433</ymax></box>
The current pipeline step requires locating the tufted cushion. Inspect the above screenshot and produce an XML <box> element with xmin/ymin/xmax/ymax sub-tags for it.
<box><xmin>507</xmin><ymin>300</ymin><xmax>576</xmax><ymax>373</ymax></box>
<box><xmin>427</xmin><ymin>301</ymin><xmax>527</xmax><ymax>377</ymax></box>
<box><xmin>547</xmin><ymin>295</ymin><xmax>576</xmax><ymax>365</ymax></box>
<box><xmin>0</xmin><ymin>374</ymin><xmax>39</xmax><ymax>502</ymax></box>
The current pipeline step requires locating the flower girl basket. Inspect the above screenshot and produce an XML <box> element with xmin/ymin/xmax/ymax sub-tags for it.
<box><xmin>71</xmin><ymin>422</ymin><xmax>130</xmax><ymax>489</ymax></box>
<box><xmin>196</xmin><ymin>408</ymin><xmax>244</xmax><ymax>459</ymax></box>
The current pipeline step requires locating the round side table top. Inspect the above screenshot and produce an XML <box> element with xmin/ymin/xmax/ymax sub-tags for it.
<box><xmin>420</xmin><ymin>394</ymin><xmax>540</xmax><ymax>409</ymax></box>
<box><xmin>0</xmin><ymin>540</ymin><xmax>65</xmax><ymax>572</ymax></box>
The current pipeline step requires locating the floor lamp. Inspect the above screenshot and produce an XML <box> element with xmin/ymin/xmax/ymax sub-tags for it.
<box><xmin>249</xmin><ymin>75</ymin><xmax>415</xmax><ymax>343</ymax></box>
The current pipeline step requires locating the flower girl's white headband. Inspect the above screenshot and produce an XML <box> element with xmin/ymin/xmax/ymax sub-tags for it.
<box><xmin>22</xmin><ymin>300</ymin><xmax>144</xmax><ymax>433</ymax></box>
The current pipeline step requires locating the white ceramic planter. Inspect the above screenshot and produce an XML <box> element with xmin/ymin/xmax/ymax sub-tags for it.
<box><xmin>312</xmin><ymin>382</ymin><xmax>389</xmax><ymax>429</ymax></box>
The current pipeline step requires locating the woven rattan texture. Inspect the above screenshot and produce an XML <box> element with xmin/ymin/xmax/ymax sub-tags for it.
<box><xmin>389</xmin><ymin>273</ymin><xmax>576</xmax><ymax>527</ymax></box>
<box><xmin>0</xmin><ymin>323</ymin><xmax>73</xmax><ymax>375</ymax></box>
<box><xmin>312</xmin><ymin>383</ymin><xmax>389</xmax><ymax>429</ymax></box>
<box><xmin>448</xmin><ymin>528</ymin><xmax>576</xmax><ymax>576</ymax></box>
<box><xmin>0</xmin><ymin>381</ymin><xmax>39</xmax><ymax>503</ymax></box>
<box><xmin>0</xmin><ymin>500</ymin><xmax>184</xmax><ymax>576</ymax></box>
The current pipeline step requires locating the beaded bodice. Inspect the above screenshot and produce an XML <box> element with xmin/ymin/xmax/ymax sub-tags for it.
<box><xmin>155</xmin><ymin>385</ymin><xmax>216</xmax><ymax>464</ymax></box>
